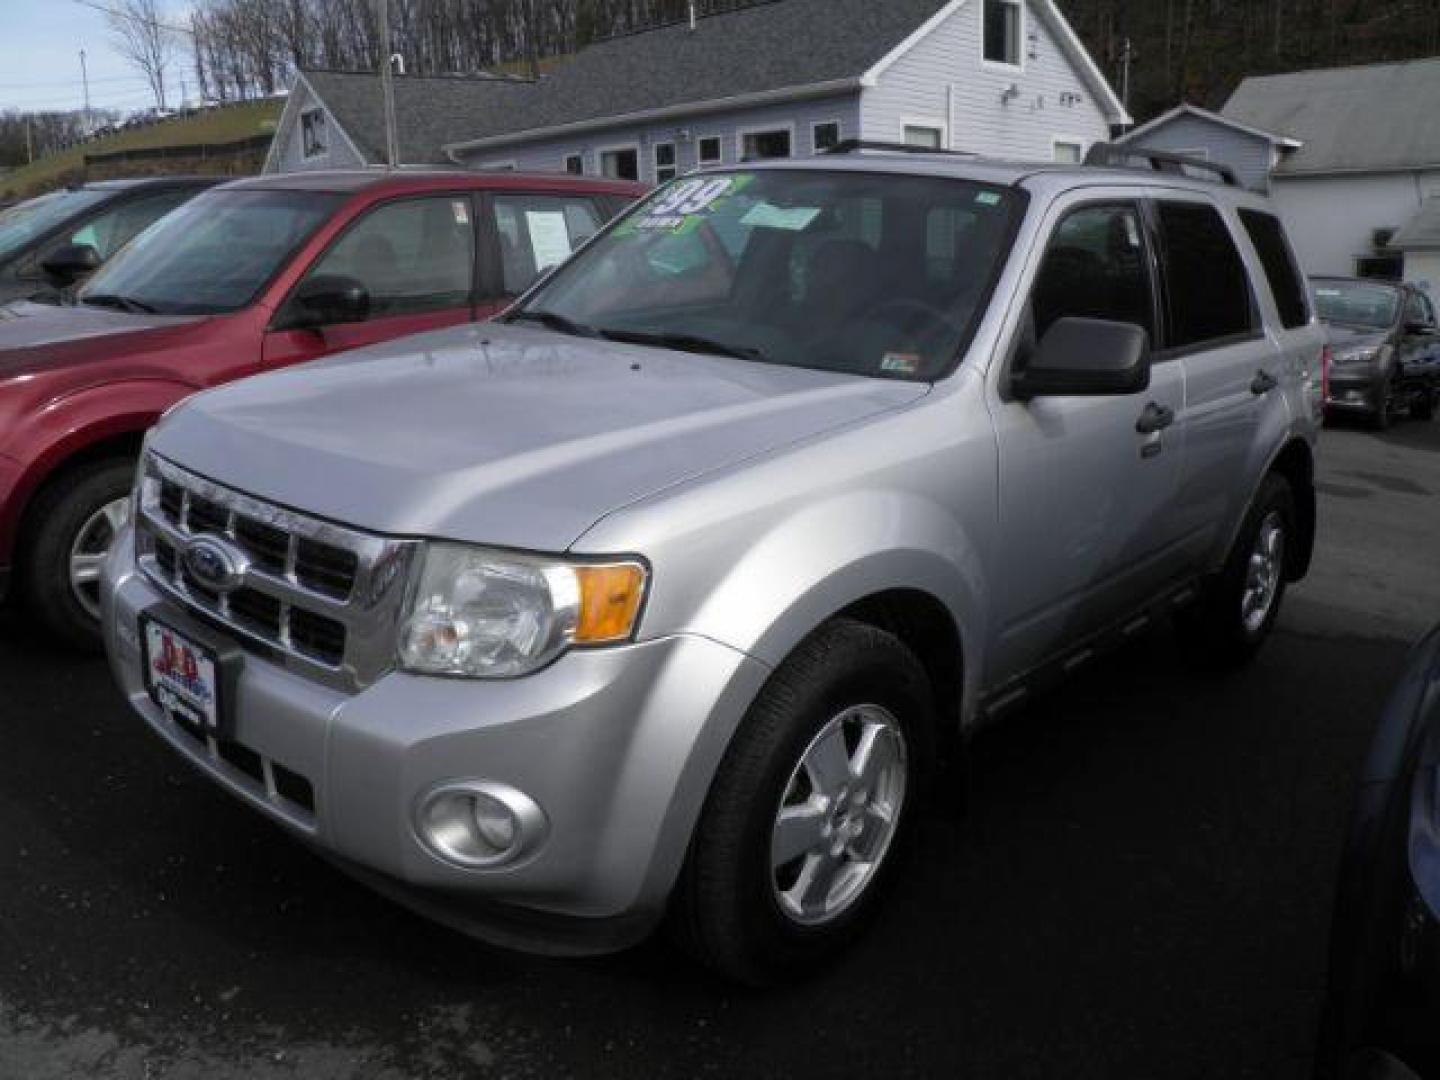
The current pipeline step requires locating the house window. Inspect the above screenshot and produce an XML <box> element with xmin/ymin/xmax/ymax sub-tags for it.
<box><xmin>698</xmin><ymin>136</ymin><xmax>722</xmax><ymax>166</ymax></box>
<box><xmin>654</xmin><ymin>142</ymin><xmax>677</xmax><ymax>183</ymax></box>
<box><xmin>983</xmin><ymin>0</ymin><xmax>1022</xmax><ymax>67</ymax></box>
<box><xmin>740</xmin><ymin>127</ymin><xmax>792</xmax><ymax>160</ymax></box>
<box><xmin>812</xmin><ymin>121</ymin><xmax>841</xmax><ymax>154</ymax></box>
<box><xmin>300</xmin><ymin>108</ymin><xmax>327</xmax><ymax>159</ymax></box>
<box><xmin>599</xmin><ymin>146</ymin><xmax>640</xmax><ymax>181</ymax></box>
<box><xmin>564</xmin><ymin>153</ymin><xmax>584</xmax><ymax>175</ymax></box>
<box><xmin>1053</xmin><ymin>140</ymin><xmax>1084</xmax><ymax>163</ymax></box>
<box><xmin>1356</xmin><ymin>254</ymin><xmax>1403</xmax><ymax>282</ymax></box>
<box><xmin>903</xmin><ymin>124</ymin><xmax>944</xmax><ymax>150</ymax></box>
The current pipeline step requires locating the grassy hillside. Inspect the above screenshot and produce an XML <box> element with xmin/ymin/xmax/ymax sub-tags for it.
<box><xmin>1</xmin><ymin>98</ymin><xmax>283</xmax><ymax>200</ymax></box>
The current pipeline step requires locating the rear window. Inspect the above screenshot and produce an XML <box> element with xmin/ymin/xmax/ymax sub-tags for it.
<box><xmin>1155</xmin><ymin>201</ymin><xmax>1255</xmax><ymax>349</ymax></box>
<box><xmin>1239</xmin><ymin>209</ymin><xmax>1309</xmax><ymax>329</ymax></box>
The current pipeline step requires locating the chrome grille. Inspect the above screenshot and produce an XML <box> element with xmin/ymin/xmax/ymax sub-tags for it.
<box><xmin>136</xmin><ymin>454</ymin><xmax>420</xmax><ymax>691</ymax></box>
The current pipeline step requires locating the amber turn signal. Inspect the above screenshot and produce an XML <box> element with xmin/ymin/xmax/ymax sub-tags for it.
<box><xmin>574</xmin><ymin>562</ymin><xmax>648</xmax><ymax>643</ymax></box>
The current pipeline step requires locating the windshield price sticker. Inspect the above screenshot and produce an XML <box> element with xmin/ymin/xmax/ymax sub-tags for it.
<box><xmin>629</xmin><ymin>174</ymin><xmax>753</xmax><ymax>232</ymax></box>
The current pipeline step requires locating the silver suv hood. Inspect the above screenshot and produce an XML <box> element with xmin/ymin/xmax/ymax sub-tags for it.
<box><xmin>153</xmin><ymin>322</ymin><xmax>928</xmax><ymax>550</ymax></box>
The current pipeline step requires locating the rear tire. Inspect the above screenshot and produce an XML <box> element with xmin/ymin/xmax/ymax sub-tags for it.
<box><xmin>17</xmin><ymin>458</ymin><xmax>134</xmax><ymax>651</ymax></box>
<box><xmin>1369</xmin><ymin>380</ymin><xmax>1396</xmax><ymax>431</ymax></box>
<box><xmin>1412</xmin><ymin>390</ymin><xmax>1435</xmax><ymax>421</ymax></box>
<box><xmin>1176</xmin><ymin>473</ymin><xmax>1295</xmax><ymax>667</ymax></box>
<box><xmin>670</xmin><ymin>618</ymin><xmax>936</xmax><ymax>985</ymax></box>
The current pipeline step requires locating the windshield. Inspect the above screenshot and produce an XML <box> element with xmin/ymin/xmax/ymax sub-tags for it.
<box><xmin>514</xmin><ymin>170</ymin><xmax>1021</xmax><ymax>381</ymax></box>
<box><xmin>78</xmin><ymin>189</ymin><xmax>342</xmax><ymax>316</ymax></box>
<box><xmin>1313</xmin><ymin>280</ymin><xmax>1400</xmax><ymax>330</ymax></box>
<box><xmin>0</xmin><ymin>188</ymin><xmax>110</xmax><ymax>261</ymax></box>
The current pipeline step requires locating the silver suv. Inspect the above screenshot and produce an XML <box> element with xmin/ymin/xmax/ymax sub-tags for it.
<box><xmin>102</xmin><ymin>147</ymin><xmax>1323</xmax><ymax>983</ymax></box>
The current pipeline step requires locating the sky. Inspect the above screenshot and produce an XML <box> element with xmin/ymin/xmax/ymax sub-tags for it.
<box><xmin>0</xmin><ymin>0</ymin><xmax>199</xmax><ymax>115</ymax></box>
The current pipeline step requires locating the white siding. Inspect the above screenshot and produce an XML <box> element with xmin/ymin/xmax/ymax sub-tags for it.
<box><xmin>1405</xmin><ymin>251</ymin><xmax>1440</xmax><ymax>294</ymax></box>
<box><xmin>267</xmin><ymin>80</ymin><xmax>367</xmax><ymax>174</ymax></box>
<box><xmin>1270</xmin><ymin>171</ymin><xmax>1440</xmax><ymax>278</ymax></box>
<box><xmin>861</xmin><ymin>0</ymin><xmax>1111</xmax><ymax>160</ymax></box>
<box><xmin>458</xmin><ymin>95</ymin><xmax>861</xmax><ymax>180</ymax></box>
<box><xmin>1121</xmin><ymin>114</ymin><xmax>1276</xmax><ymax>191</ymax></box>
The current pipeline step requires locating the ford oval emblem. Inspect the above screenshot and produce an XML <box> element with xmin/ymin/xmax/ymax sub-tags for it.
<box><xmin>182</xmin><ymin>536</ymin><xmax>247</xmax><ymax>594</ymax></box>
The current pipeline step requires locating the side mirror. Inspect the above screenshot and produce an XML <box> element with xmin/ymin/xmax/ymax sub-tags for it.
<box><xmin>40</xmin><ymin>243</ymin><xmax>102</xmax><ymax>288</ymax></box>
<box><xmin>1012</xmin><ymin>317</ymin><xmax>1151</xmax><ymax>400</ymax></box>
<box><xmin>278</xmin><ymin>274</ymin><xmax>370</xmax><ymax>330</ymax></box>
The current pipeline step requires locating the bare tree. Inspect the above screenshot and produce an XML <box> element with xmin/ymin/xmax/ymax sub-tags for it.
<box><xmin>106</xmin><ymin>0</ymin><xmax>177</xmax><ymax>109</ymax></box>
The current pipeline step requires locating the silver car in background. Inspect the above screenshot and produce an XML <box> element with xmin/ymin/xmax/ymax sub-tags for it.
<box><xmin>103</xmin><ymin>148</ymin><xmax>1324</xmax><ymax>982</ymax></box>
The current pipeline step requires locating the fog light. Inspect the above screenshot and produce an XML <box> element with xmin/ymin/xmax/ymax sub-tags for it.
<box><xmin>415</xmin><ymin>782</ymin><xmax>548</xmax><ymax>869</ymax></box>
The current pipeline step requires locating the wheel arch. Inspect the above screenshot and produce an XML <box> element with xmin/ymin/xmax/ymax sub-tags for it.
<box><xmin>2</xmin><ymin>412</ymin><xmax>158</xmax><ymax>566</ymax></box>
<box><xmin>1267</xmin><ymin>437</ymin><xmax>1316</xmax><ymax>581</ymax></box>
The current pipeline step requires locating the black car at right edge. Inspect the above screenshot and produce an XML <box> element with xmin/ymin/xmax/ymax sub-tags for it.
<box><xmin>1313</xmin><ymin>277</ymin><xmax>1440</xmax><ymax>430</ymax></box>
<box><xmin>1318</xmin><ymin>623</ymin><xmax>1440</xmax><ymax>1080</ymax></box>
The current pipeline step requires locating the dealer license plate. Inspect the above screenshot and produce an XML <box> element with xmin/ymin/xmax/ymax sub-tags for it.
<box><xmin>143</xmin><ymin>619</ymin><xmax>221</xmax><ymax>733</ymax></box>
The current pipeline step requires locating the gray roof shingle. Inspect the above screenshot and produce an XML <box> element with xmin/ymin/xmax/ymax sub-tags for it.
<box><xmin>1223</xmin><ymin>59</ymin><xmax>1440</xmax><ymax>175</ymax></box>
<box><xmin>301</xmin><ymin>69</ymin><xmax>531</xmax><ymax>164</ymax></box>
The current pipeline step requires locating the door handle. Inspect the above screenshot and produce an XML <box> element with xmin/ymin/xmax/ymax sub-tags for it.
<box><xmin>1251</xmin><ymin>369</ymin><xmax>1279</xmax><ymax>395</ymax></box>
<box><xmin>1135</xmin><ymin>401</ymin><xmax>1175</xmax><ymax>435</ymax></box>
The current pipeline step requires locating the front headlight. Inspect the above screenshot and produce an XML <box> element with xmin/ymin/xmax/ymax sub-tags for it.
<box><xmin>398</xmin><ymin>543</ymin><xmax>648</xmax><ymax>678</ymax></box>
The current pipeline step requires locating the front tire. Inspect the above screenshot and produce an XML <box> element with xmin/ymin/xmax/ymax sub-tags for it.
<box><xmin>1412</xmin><ymin>389</ymin><xmax>1435</xmax><ymax>421</ymax></box>
<box><xmin>1177</xmin><ymin>473</ymin><xmax>1295</xmax><ymax>667</ymax></box>
<box><xmin>671</xmin><ymin>618</ymin><xmax>936</xmax><ymax>984</ymax></box>
<box><xmin>17</xmin><ymin>458</ymin><xmax>134</xmax><ymax>651</ymax></box>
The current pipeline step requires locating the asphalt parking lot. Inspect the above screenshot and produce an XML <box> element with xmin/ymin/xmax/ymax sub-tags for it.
<box><xmin>2</xmin><ymin>419</ymin><xmax>1439</xmax><ymax>1080</ymax></box>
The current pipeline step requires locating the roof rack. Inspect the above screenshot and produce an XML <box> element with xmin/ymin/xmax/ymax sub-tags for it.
<box><xmin>1083</xmin><ymin>143</ymin><xmax>1239</xmax><ymax>187</ymax></box>
<box><xmin>822</xmin><ymin>139</ymin><xmax>977</xmax><ymax>158</ymax></box>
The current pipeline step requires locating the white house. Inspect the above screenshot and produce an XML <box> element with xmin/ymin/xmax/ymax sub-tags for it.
<box><xmin>1119</xmin><ymin>59</ymin><xmax>1440</xmax><ymax>286</ymax></box>
<box><xmin>266</xmin><ymin>0</ymin><xmax>1130</xmax><ymax>183</ymax></box>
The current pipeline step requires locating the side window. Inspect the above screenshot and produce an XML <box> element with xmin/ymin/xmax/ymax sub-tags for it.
<box><xmin>1239</xmin><ymin>209</ymin><xmax>1309</xmax><ymax>329</ymax></box>
<box><xmin>491</xmin><ymin>194</ymin><xmax>602</xmax><ymax>297</ymax></box>
<box><xmin>1030</xmin><ymin>203</ymin><xmax>1154</xmax><ymax>342</ymax></box>
<box><xmin>1405</xmin><ymin>290</ymin><xmax>1436</xmax><ymax>328</ymax></box>
<box><xmin>305</xmin><ymin>196</ymin><xmax>474</xmax><ymax>318</ymax></box>
<box><xmin>67</xmin><ymin>189</ymin><xmax>194</xmax><ymax>261</ymax></box>
<box><xmin>1156</xmin><ymin>201</ymin><xmax>1255</xmax><ymax>348</ymax></box>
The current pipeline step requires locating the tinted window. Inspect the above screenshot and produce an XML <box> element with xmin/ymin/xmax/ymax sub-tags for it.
<box><xmin>1156</xmin><ymin>201</ymin><xmax>1254</xmax><ymax>348</ymax></box>
<box><xmin>79</xmin><ymin>189</ymin><xmax>340</xmax><ymax>315</ymax></box>
<box><xmin>492</xmin><ymin>194</ymin><xmax>602</xmax><ymax>297</ymax></box>
<box><xmin>1239</xmin><ymin>209</ymin><xmax>1308</xmax><ymax>329</ymax></box>
<box><xmin>521</xmin><ymin>171</ymin><xmax>1021</xmax><ymax>381</ymax></box>
<box><xmin>0</xmin><ymin>187</ymin><xmax>109</xmax><ymax>261</ymax></box>
<box><xmin>1313</xmin><ymin>280</ymin><xmax>1401</xmax><ymax>330</ymax></box>
<box><xmin>67</xmin><ymin>189</ymin><xmax>195</xmax><ymax>261</ymax></box>
<box><xmin>1405</xmin><ymin>290</ymin><xmax>1436</xmax><ymax>328</ymax></box>
<box><xmin>306</xmin><ymin>196</ymin><xmax>474</xmax><ymax>318</ymax></box>
<box><xmin>1031</xmin><ymin>203</ymin><xmax>1153</xmax><ymax>342</ymax></box>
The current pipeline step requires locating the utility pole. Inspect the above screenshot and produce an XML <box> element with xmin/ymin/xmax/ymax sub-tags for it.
<box><xmin>24</xmin><ymin>115</ymin><xmax>33</xmax><ymax>164</ymax></box>
<box><xmin>1118</xmin><ymin>37</ymin><xmax>1136</xmax><ymax>117</ymax></box>
<box><xmin>80</xmin><ymin>49</ymin><xmax>91</xmax><ymax>135</ymax></box>
<box><xmin>376</xmin><ymin>0</ymin><xmax>400</xmax><ymax>168</ymax></box>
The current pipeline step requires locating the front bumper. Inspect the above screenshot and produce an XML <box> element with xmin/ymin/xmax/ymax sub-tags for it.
<box><xmin>103</xmin><ymin>527</ymin><xmax>770</xmax><ymax>955</ymax></box>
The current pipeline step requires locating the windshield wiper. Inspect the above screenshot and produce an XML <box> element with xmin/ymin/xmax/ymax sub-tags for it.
<box><xmin>597</xmin><ymin>328</ymin><xmax>768</xmax><ymax>364</ymax></box>
<box><xmin>506</xmin><ymin>309</ymin><xmax>599</xmax><ymax>338</ymax></box>
<box><xmin>82</xmin><ymin>293</ymin><xmax>158</xmax><ymax>314</ymax></box>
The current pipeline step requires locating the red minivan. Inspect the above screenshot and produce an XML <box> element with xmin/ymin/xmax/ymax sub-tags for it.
<box><xmin>0</xmin><ymin>169</ymin><xmax>645</xmax><ymax>645</ymax></box>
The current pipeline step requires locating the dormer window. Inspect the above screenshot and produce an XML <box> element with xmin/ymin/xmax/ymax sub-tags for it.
<box><xmin>300</xmin><ymin>108</ymin><xmax>327</xmax><ymax>159</ymax></box>
<box><xmin>983</xmin><ymin>0</ymin><xmax>1022</xmax><ymax>68</ymax></box>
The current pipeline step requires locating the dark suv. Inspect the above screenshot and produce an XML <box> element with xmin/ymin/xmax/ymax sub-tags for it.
<box><xmin>1313</xmin><ymin>277</ymin><xmax>1440</xmax><ymax>429</ymax></box>
<box><xmin>0</xmin><ymin>177</ymin><xmax>219</xmax><ymax>303</ymax></box>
